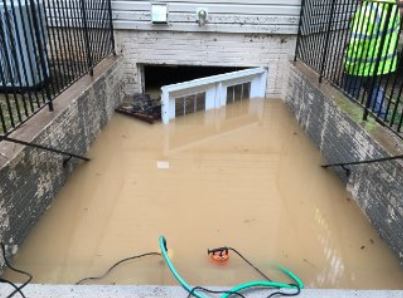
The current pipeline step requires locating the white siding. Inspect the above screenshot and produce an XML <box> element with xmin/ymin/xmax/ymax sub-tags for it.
<box><xmin>112</xmin><ymin>0</ymin><xmax>301</xmax><ymax>34</ymax></box>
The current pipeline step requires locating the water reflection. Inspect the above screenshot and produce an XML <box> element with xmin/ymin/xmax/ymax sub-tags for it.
<box><xmin>313</xmin><ymin>209</ymin><xmax>345</xmax><ymax>287</ymax></box>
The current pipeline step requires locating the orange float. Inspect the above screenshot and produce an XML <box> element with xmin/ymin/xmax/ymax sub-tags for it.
<box><xmin>208</xmin><ymin>248</ymin><xmax>230</xmax><ymax>264</ymax></box>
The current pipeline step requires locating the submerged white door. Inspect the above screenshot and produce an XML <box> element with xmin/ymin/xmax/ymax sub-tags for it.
<box><xmin>160</xmin><ymin>67</ymin><xmax>267</xmax><ymax>124</ymax></box>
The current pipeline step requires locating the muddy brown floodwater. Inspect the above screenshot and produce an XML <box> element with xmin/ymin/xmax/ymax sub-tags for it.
<box><xmin>4</xmin><ymin>99</ymin><xmax>403</xmax><ymax>289</ymax></box>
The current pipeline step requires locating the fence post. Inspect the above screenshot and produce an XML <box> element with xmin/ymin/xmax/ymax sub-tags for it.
<box><xmin>30</xmin><ymin>0</ymin><xmax>53</xmax><ymax>111</ymax></box>
<box><xmin>80</xmin><ymin>0</ymin><xmax>93</xmax><ymax>76</ymax></box>
<box><xmin>107</xmin><ymin>0</ymin><xmax>116</xmax><ymax>55</ymax></box>
<box><xmin>319</xmin><ymin>0</ymin><xmax>337</xmax><ymax>83</ymax></box>
<box><xmin>294</xmin><ymin>0</ymin><xmax>306</xmax><ymax>62</ymax></box>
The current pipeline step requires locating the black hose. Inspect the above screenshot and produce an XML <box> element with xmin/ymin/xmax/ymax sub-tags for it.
<box><xmin>76</xmin><ymin>252</ymin><xmax>161</xmax><ymax>285</ymax></box>
<box><xmin>0</xmin><ymin>243</ymin><xmax>32</xmax><ymax>298</ymax></box>
<box><xmin>204</xmin><ymin>247</ymin><xmax>302</xmax><ymax>298</ymax></box>
<box><xmin>266</xmin><ymin>284</ymin><xmax>301</xmax><ymax>298</ymax></box>
<box><xmin>0</xmin><ymin>277</ymin><xmax>26</xmax><ymax>298</ymax></box>
<box><xmin>227</xmin><ymin>247</ymin><xmax>272</xmax><ymax>281</ymax></box>
<box><xmin>187</xmin><ymin>286</ymin><xmax>247</xmax><ymax>298</ymax></box>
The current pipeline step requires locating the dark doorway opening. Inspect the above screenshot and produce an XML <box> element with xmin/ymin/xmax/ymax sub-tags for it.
<box><xmin>143</xmin><ymin>65</ymin><xmax>245</xmax><ymax>99</ymax></box>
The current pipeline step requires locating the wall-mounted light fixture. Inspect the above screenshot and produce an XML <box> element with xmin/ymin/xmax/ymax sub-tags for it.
<box><xmin>196</xmin><ymin>8</ymin><xmax>208</xmax><ymax>26</ymax></box>
<box><xmin>151</xmin><ymin>4</ymin><xmax>168</xmax><ymax>24</ymax></box>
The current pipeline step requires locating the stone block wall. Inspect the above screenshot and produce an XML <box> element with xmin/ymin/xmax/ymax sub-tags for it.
<box><xmin>285</xmin><ymin>62</ymin><xmax>403</xmax><ymax>264</ymax></box>
<box><xmin>115</xmin><ymin>30</ymin><xmax>296</xmax><ymax>98</ymax></box>
<box><xmin>0</xmin><ymin>57</ymin><xmax>124</xmax><ymax>260</ymax></box>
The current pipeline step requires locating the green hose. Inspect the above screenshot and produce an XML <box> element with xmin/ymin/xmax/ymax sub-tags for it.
<box><xmin>158</xmin><ymin>236</ymin><xmax>304</xmax><ymax>298</ymax></box>
<box><xmin>223</xmin><ymin>266</ymin><xmax>304</xmax><ymax>298</ymax></box>
<box><xmin>276</xmin><ymin>264</ymin><xmax>304</xmax><ymax>289</ymax></box>
<box><xmin>222</xmin><ymin>281</ymin><xmax>296</xmax><ymax>298</ymax></box>
<box><xmin>159</xmin><ymin>236</ymin><xmax>207</xmax><ymax>298</ymax></box>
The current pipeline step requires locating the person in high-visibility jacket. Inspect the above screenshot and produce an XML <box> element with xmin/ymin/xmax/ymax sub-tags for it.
<box><xmin>344</xmin><ymin>0</ymin><xmax>402</xmax><ymax>116</ymax></box>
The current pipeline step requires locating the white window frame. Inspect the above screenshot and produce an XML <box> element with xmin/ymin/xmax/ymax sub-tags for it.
<box><xmin>161</xmin><ymin>67</ymin><xmax>267</xmax><ymax>124</ymax></box>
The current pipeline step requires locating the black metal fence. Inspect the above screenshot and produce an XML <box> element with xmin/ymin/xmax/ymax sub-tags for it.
<box><xmin>295</xmin><ymin>0</ymin><xmax>403</xmax><ymax>138</ymax></box>
<box><xmin>0</xmin><ymin>0</ymin><xmax>114</xmax><ymax>136</ymax></box>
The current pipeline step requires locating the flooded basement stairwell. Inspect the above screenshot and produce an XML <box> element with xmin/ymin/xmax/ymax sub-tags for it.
<box><xmin>2</xmin><ymin>99</ymin><xmax>403</xmax><ymax>290</ymax></box>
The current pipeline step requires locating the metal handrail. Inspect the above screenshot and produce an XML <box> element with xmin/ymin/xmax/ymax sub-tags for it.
<box><xmin>0</xmin><ymin>136</ymin><xmax>90</xmax><ymax>166</ymax></box>
<box><xmin>322</xmin><ymin>154</ymin><xmax>403</xmax><ymax>174</ymax></box>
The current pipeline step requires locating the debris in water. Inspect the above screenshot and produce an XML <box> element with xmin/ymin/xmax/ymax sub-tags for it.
<box><xmin>115</xmin><ymin>93</ymin><xmax>161</xmax><ymax>124</ymax></box>
<box><xmin>360</xmin><ymin>245</ymin><xmax>366</xmax><ymax>250</ymax></box>
<box><xmin>157</xmin><ymin>161</ymin><xmax>170</xmax><ymax>170</ymax></box>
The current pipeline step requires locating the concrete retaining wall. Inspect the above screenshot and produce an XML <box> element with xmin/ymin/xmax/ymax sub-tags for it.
<box><xmin>115</xmin><ymin>30</ymin><xmax>296</xmax><ymax>98</ymax></box>
<box><xmin>285</xmin><ymin>62</ymin><xmax>403</xmax><ymax>264</ymax></box>
<box><xmin>0</xmin><ymin>57</ymin><xmax>124</xmax><ymax>262</ymax></box>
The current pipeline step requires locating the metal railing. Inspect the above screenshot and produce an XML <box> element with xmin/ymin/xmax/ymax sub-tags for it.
<box><xmin>0</xmin><ymin>0</ymin><xmax>114</xmax><ymax>136</ymax></box>
<box><xmin>295</xmin><ymin>0</ymin><xmax>403</xmax><ymax>138</ymax></box>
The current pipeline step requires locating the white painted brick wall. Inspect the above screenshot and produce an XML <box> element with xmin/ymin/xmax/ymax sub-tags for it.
<box><xmin>115</xmin><ymin>30</ymin><xmax>296</xmax><ymax>98</ymax></box>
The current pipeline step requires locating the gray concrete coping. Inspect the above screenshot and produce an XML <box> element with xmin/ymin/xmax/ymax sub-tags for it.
<box><xmin>0</xmin><ymin>285</ymin><xmax>402</xmax><ymax>298</ymax></box>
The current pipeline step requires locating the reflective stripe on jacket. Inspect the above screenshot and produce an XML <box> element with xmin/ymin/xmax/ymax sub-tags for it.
<box><xmin>344</xmin><ymin>0</ymin><xmax>401</xmax><ymax>76</ymax></box>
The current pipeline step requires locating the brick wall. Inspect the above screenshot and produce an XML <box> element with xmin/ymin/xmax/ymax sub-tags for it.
<box><xmin>115</xmin><ymin>30</ymin><xmax>296</xmax><ymax>98</ymax></box>
<box><xmin>285</xmin><ymin>62</ymin><xmax>403</xmax><ymax>264</ymax></box>
<box><xmin>0</xmin><ymin>58</ymin><xmax>124</xmax><ymax>261</ymax></box>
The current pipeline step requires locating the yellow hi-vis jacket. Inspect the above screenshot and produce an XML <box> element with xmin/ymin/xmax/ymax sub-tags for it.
<box><xmin>344</xmin><ymin>0</ymin><xmax>401</xmax><ymax>76</ymax></box>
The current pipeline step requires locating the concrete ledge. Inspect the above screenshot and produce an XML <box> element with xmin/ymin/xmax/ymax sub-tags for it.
<box><xmin>0</xmin><ymin>285</ymin><xmax>402</xmax><ymax>298</ymax></box>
